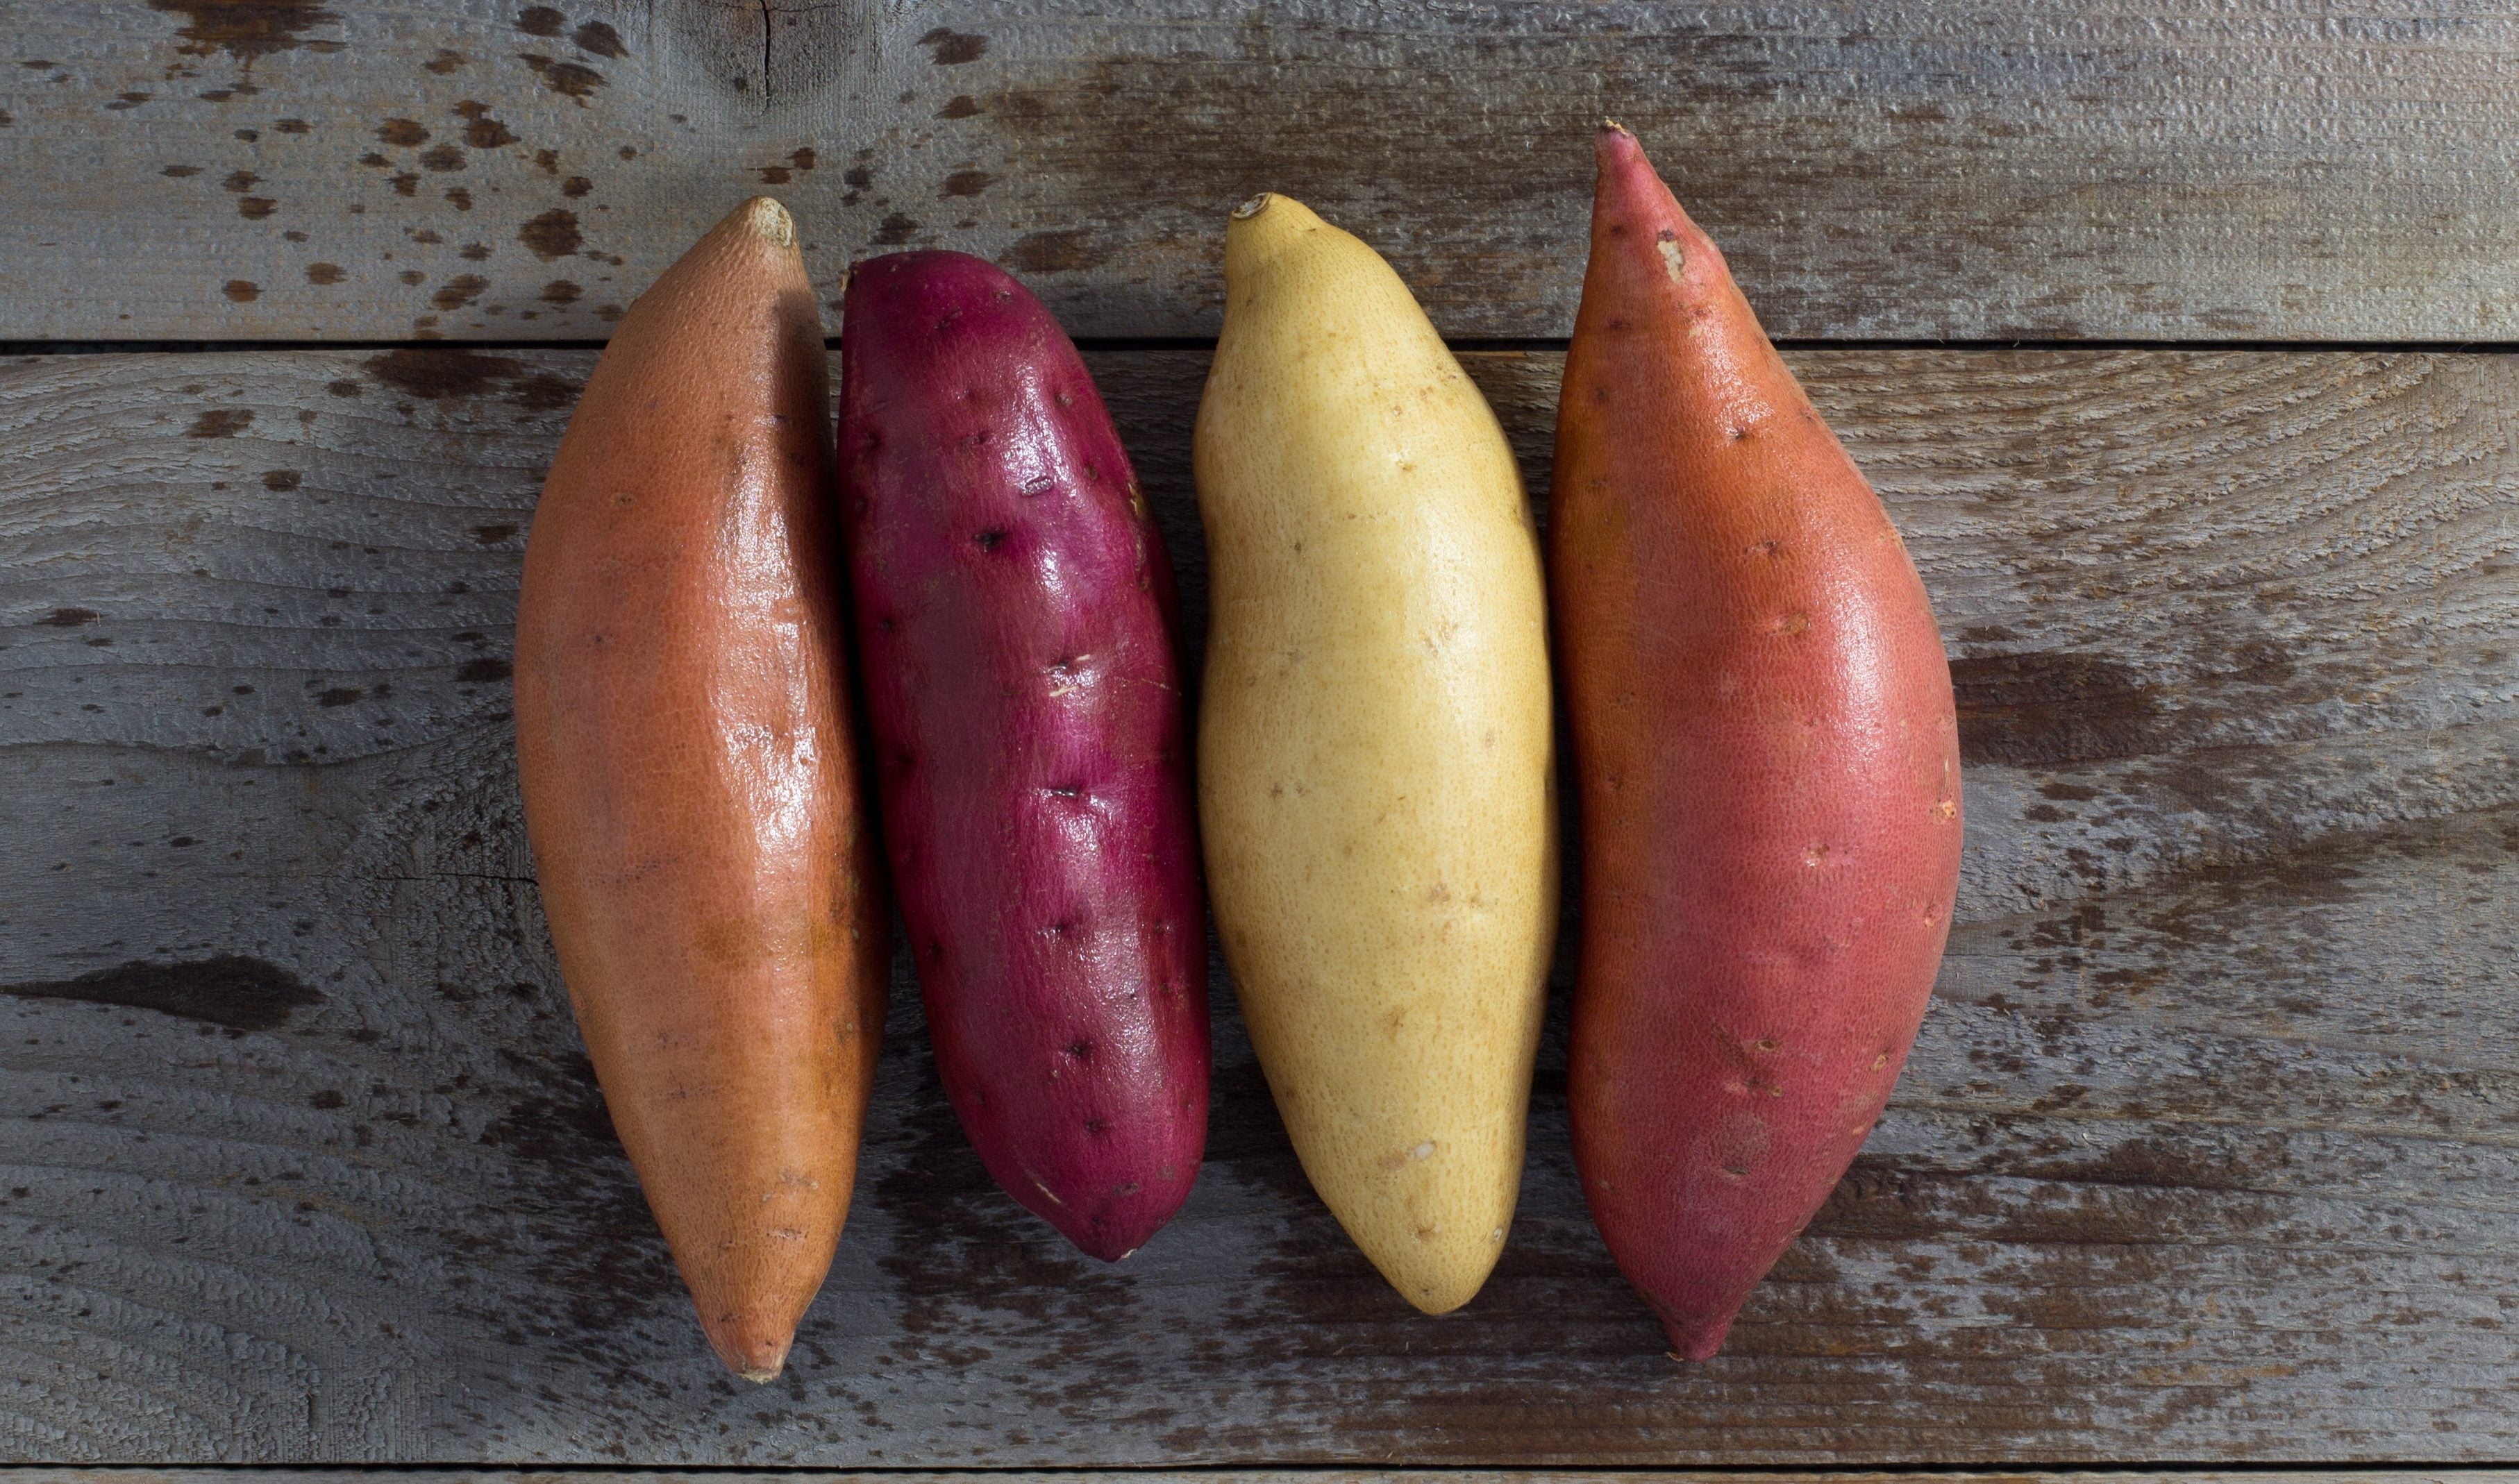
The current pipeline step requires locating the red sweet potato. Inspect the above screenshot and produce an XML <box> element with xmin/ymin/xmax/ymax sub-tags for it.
<box><xmin>839</xmin><ymin>251</ymin><xmax>1208</xmax><ymax>1260</ymax></box>
<box><xmin>514</xmin><ymin>198</ymin><xmax>888</xmax><ymax>1381</ymax></box>
<box><xmin>1553</xmin><ymin>127</ymin><xmax>1964</xmax><ymax>1358</ymax></box>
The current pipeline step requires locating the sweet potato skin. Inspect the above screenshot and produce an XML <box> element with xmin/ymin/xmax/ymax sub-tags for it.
<box><xmin>1553</xmin><ymin>129</ymin><xmax>1963</xmax><ymax>1359</ymax></box>
<box><xmin>839</xmin><ymin>251</ymin><xmax>1207</xmax><ymax>1260</ymax></box>
<box><xmin>514</xmin><ymin>199</ymin><xmax>887</xmax><ymax>1382</ymax></box>
<box><xmin>1193</xmin><ymin>195</ymin><xmax>1557</xmax><ymax>1314</ymax></box>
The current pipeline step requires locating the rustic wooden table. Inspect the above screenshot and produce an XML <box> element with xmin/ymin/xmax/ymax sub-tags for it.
<box><xmin>4</xmin><ymin>0</ymin><xmax>2517</xmax><ymax>1476</ymax></box>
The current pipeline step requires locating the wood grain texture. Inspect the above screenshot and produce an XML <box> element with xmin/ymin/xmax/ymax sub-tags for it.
<box><xmin>6</xmin><ymin>1</ymin><xmax>2519</xmax><ymax>342</ymax></box>
<box><xmin>17</xmin><ymin>1475</ymin><xmax>2519</xmax><ymax>1484</ymax></box>
<box><xmin>3</xmin><ymin>346</ymin><xmax>2518</xmax><ymax>1464</ymax></box>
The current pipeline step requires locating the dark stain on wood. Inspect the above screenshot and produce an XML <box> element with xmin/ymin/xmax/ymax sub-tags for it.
<box><xmin>419</xmin><ymin>144</ymin><xmax>466</xmax><ymax>171</ymax></box>
<box><xmin>422</xmin><ymin>47</ymin><xmax>465</xmax><ymax>74</ymax></box>
<box><xmin>473</xmin><ymin>1045</ymin><xmax>685</xmax><ymax>1339</ymax></box>
<box><xmin>942</xmin><ymin>169</ymin><xmax>995</xmax><ymax>197</ymax></box>
<box><xmin>540</xmin><ymin>280</ymin><xmax>581</xmax><ymax>304</ymax></box>
<box><xmin>444</xmin><ymin>187</ymin><xmax>474</xmax><ymax>210</ymax></box>
<box><xmin>315</xmin><ymin>686</ymin><xmax>366</xmax><ymax>706</ymax></box>
<box><xmin>519</xmin><ymin>207</ymin><xmax>581</xmax><ymax>259</ymax></box>
<box><xmin>571</xmin><ymin>19</ymin><xmax>624</xmax><ymax>59</ymax></box>
<box><xmin>471</xmin><ymin>522</ymin><xmax>518</xmax><ymax>543</ymax></box>
<box><xmin>456</xmin><ymin>656</ymin><xmax>512</xmax><ymax>683</ymax></box>
<box><xmin>35</xmin><ymin>607</ymin><xmax>99</xmax><ymax>627</ymax></box>
<box><xmin>560</xmin><ymin>174</ymin><xmax>591</xmax><ymax>197</ymax></box>
<box><xmin>161</xmin><ymin>164</ymin><xmax>201</xmax><ymax>177</ymax></box>
<box><xmin>361</xmin><ymin>348</ymin><xmax>578</xmax><ymax>414</ymax></box>
<box><xmin>454</xmin><ymin>100</ymin><xmax>514</xmax><ymax>149</ymax></box>
<box><xmin>366</xmin><ymin>348</ymin><xmax>512</xmax><ymax>399</ymax></box>
<box><xmin>376</xmin><ymin>117</ymin><xmax>428</xmax><ymax>146</ymax></box>
<box><xmin>262</xmin><ymin>469</ymin><xmax>302</xmax><ymax>490</ymax></box>
<box><xmin>512</xmin><ymin>371</ymin><xmax>576</xmax><ymax>410</ymax></box>
<box><xmin>1001</xmin><ymin>229</ymin><xmax>1101</xmax><ymax>274</ymax></box>
<box><xmin>144</xmin><ymin>0</ymin><xmax>339</xmax><ymax>67</ymax></box>
<box><xmin>937</xmin><ymin>94</ymin><xmax>980</xmax><ymax>119</ymax></box>
<box><xmin>1952</xmin><ymin>651</ymin><xmax>2164</xmax><ymax>767</ymax></box>
<box><xmin>918</xmin><ymin>27</ymin><xmax>988</xmax><ymax>65</ymax></box>
<box><xmin>187</xmin><ymin>407</ymin><xmax>254</xmax><ymax>436</ymax></box>
<box><xmin>516</xmin><ymin>6</ymin><xmax>564</xmax><ymax>38</ymax></box>
<box><xmin>238</xmin><ymin>197</ymin><xmax>276</xmax><ymax>219</ymax></box>
<box><xmin>872</xmin><ymin>212</ymin><xmax>919</xmax><ymax>246</ymax></box>
<box><xmin>520</xmin><ymin>52</ymin><xmax>604</xmax><ymax>100</ymax></box>
<box><xmin>2</xmin><ymin>954</ymin><xmax>321</xmax><ymax>1034</ymax></box>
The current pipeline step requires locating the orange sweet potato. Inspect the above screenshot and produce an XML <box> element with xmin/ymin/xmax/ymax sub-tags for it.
<box><xmin>514</xmin><ymin>198</ymin><xmax>887</xmax><ymax>1381</ymax></box>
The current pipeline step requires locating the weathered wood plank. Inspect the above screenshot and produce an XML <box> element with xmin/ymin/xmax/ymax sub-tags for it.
<box><xmin>3</xmin><ymin>347</ymin><xmax>2518</xmax><ymax>1464</ymax></box>
<box><xmin>16</xmin><ymin>1475</ymin><xmax>2519</xmax><ymax>1484</ymax></box>
<box><xmin>6</xmin><ymin>1</ymin><xmax>2519</xmax><ymax>342</ymax></box>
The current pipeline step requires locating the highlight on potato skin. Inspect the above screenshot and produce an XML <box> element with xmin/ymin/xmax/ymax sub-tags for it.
<box><xmin>1551</xmin><ymin>126</ymin><xmax>1963</xmax><ymax>1359</ymax></box>
<box><xmin>513</xmin><ymin>196</ymin><xmax>888</xmax><ymax>1383</ymax></box>
<box><xmin>838</xmin><ymin>250</ymin><xmax>1210</xmax><ymax>1263</ymax></box>
<box><xmin>1194</xmin><ymin>192</ymin><xmax>1557</xmax><ymax>1316</ymax></box>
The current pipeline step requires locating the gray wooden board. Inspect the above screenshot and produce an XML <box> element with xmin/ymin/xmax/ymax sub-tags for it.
<box><xmin>2</xmin><ymin>346</ymin><xmax>2518</xmax><ymax>1463</ymax></box>
<box><xmin>16</xmin><ymin>1475</ymin><xmax>2519</xmax><ymax>1484</ymax></box>
<box><xmin>6</xmin><ymin>1</ymin><xmax>2519</xmax><ymax>343</ymax></box>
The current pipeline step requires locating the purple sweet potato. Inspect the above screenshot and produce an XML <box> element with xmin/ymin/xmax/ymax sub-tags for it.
<box><xmin>839</xmin><ymin>250</ymin><xmax>1208</xmax><ymax>1260</ymax></box>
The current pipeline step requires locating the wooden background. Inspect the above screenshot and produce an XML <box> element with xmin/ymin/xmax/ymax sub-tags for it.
<box><xmin>4</xmin><ymin>0</ymin><xmax>2518</xmax><ymax>1472</ymax></box>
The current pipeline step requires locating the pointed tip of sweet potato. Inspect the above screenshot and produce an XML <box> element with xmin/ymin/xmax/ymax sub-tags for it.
<box><xmin>1659</xmin><ymin>1308</ymin><xmax>1737</xmax><ymax>1362</ymax></box>
<box><xmin>737</xmin><ymin>194</ymin><xmax>795</xmax><ymax>248</ymax></box>
<box><xmin>701</xmin><ymin>1307</ymin><xmax>797</xmax><ymax>1383</ymax></box>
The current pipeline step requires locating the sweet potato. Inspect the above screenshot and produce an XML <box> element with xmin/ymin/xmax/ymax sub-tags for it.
<box><xmin>514</xmin><ymin>198</ymin><xmax>887</xmax><ymax>1381</ymax></box>
<box><xmin>1194</xmin><ymin>194</ymin><xmax>1557</xmax><ymax>1313</ymax></box>
<box><xmin>839</xmin><ymin>251</ymin><xmax>1207</xmax><ymax>1260</ymax></box>
<box><xmin>1553</xmin><ymin>128</ymin><xmax>1963</xmax><ymax>1358</ymax></box>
